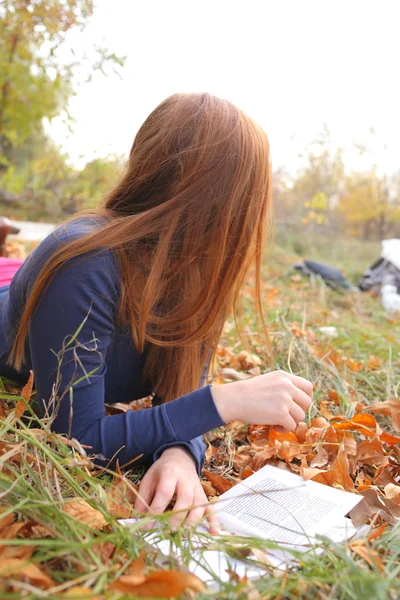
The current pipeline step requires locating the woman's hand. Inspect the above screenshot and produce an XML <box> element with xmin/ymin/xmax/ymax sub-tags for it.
<box><xmin>211</xmin><ymin>370</ymin><xmax>313</xmax><ymax>431</ymax></box>
<box><xmin>134</xmin><ymin>446</ymin><xmax>219</xmax><ymax>533</ymax></box>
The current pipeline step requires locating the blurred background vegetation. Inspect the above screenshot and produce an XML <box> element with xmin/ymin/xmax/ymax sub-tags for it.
<box><xmin>1</xmin><ymin>0</ymin><xmax>400</xmax><ymax>243</ymax></box>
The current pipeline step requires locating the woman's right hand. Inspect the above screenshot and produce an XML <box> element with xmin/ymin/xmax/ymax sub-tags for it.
<box><xmin>211</xmin><ymin>370</ymin><xmax>313</xmax><ymax>431</ymax></box>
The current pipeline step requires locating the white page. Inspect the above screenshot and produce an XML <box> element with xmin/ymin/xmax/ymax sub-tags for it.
<box><xmin>215</xmin><ymin>465</ymin><xmax>362</xmax><ymax>546</ymax></box>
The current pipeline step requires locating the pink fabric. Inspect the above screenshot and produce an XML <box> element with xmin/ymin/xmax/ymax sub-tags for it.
<box><xmin>0</xmin><ymin>257</ymin><xmax>24</xmax><ymax>287</ymax></box>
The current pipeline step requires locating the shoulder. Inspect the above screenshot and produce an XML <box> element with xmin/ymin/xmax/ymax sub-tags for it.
<box><xmin>11</xmin><ymin>217</ymin><xmax>120</xmax><ymax>302</ymax></box>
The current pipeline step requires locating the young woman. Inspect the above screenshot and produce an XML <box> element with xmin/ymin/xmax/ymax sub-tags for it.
<box><xmin>0</xmin><ymin>93</ymin><xmax>312</xmax><ymax>529</ymax></box>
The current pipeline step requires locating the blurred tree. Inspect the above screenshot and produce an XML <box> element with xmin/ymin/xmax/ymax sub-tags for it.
<box><xmin>0</xmin><ymin>0</ymin><xmax>124</xmax><ymax>218</ymax></box>
<box><xmin>338</xmin><ymin>172</ymin><xmax>400</xmax><ymax>240</ymax></box>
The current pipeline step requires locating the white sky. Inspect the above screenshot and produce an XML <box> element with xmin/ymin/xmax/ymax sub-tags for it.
<box><xmin>47</xmin><ymin>0</ymin><xmax>400</xmax><ymax>175</ymax></box>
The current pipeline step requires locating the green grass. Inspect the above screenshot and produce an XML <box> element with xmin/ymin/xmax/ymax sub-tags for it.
<box><xmin>1</xmin><ymin>233</ymin><xmax>399</xmax><ymax>599</ymax></box>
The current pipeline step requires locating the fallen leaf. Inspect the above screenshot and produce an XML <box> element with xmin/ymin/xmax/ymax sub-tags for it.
<box><xmin>350</xmin><ymin>541</ymin><xmax>383</xmax><ymax>573</ymax></box>
<box><xmin>117</xmin><ymin>552</ymin><xmax>147</xmax><ymax>586</ymax></box>
<box><xmin>230</xmin><ymin>351</ymin><xmax>262</xmax><ymax>371</ymax></box>
<box><xmin>295</xmin><ymin>421</ymin><xmax>309</xmax><ymax>444</ymax></box>
<box><xmin>301</xmin><ymin>443</ymin><xmax>356</xmax><ymax>492</ymax></box>
<box><xmin>12</xmin><ymin>371</ymin><xmax>34</xmax><ymax>421</ymax></box>
<box><xmin>0</xmin><ymin>558</ymin><xmax>54</xmax><ymax>588</ymax></box>
<box><xmin>110</xmin><ymin>569</ymin><xmax>204</xmax><ymax>597</ymax></box>
<box><xmin>367</xmin><ymin>355</ymin><xmax>381</xmax><ymax>371</ymax></box>
<box><xmin>62</xmin><ymin>499</ymin><xmax>106</xmax><ymax>530</ymax></box>
<box><xmin>203</xmin><ymin>471</ymin><xmax>233</xmax><ymax>495</ymax></box>
<box><xmin>106</xmin><ymin>466</ymin><xmax>138</xmax><ymax>518</ymax></box>
<box><xmin>384</xmin><ymin>483</ymin><xmax>400</xmax><ymax>503</ymax></box>
<box><xmin>250</xmin><ymin>447</ymin><xmax>276</xmax><ymax>471</ymax></box>
<box><xmin>367</xmin><ymin>398</ymin><xmax>400</xmax><ymax>432</ymax></box>
<box><xmin>242</xmin><ymin>468</ymin><xmax>254</xmax><ymax>480</ymax></box>
<box><xmin>367</xmin><ymin>523</ymin><xmax>387</xmax><ymax>542</ymax></box>
<box><xmin>360</xmin><ymin>488</ymin><xmax>400</xmax><ymax>525</ymax></box>
<box><xmin>201</xmin><ymin>481</ymin><xmax>217</xmax><ymax>497</ymax></box>
<box><xmin>0</xmin><ymin>509</ymin><xmax>14</xmax><ymax>533</ymax></box>
<box><xmin>309</xmin><ymin>446</ymin><xmax>329</xmax><ymax>468</ymax></box>
<box><xmin>63</xmin><ymin>586</ymin><xmax>102</xmax><ymax>599</ymax></box>
<box><xmin>356</xmin><ymin>439</ymin><xmax>387</xmax><ymax>466</ymax></box>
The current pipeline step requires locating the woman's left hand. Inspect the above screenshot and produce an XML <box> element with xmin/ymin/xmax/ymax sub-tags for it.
<box><xmin>134</xmin><ymin>446</ymin><xmax>219</xmax><ymax>533</ymax></box>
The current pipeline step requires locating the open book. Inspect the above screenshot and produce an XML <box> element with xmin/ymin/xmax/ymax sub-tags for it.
<box><xmin>121</xmin><ymin>464</ymin><xmax>366</xmax><ymax>584</ymax></box>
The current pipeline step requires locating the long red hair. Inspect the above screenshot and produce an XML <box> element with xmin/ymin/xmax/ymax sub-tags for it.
<box><xmin>11</xmin><ymin>93</ymin><xmax>272</xmax><ymax>402</ymax></box>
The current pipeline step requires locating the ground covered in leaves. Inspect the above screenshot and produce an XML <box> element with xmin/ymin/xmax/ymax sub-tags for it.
<box><xmin>0</xmin><ymin>233</ymin><xmax>399</xmax><ymax>599</ymax></box>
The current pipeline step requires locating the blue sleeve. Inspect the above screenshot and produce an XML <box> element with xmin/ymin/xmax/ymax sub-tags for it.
<box><xmin>28</xmin><ymin>251</ymin><xmax>224</xmax><ymax>475</ymax></box>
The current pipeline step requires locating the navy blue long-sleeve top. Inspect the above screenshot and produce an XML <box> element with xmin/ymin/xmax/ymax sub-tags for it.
<box><xmin>0</xmin><ymin>220</ymin><xmax>225</xmax><ymax>473</ymax></box>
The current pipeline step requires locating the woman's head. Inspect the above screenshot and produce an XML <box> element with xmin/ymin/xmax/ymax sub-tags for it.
<box><xmin>12</xmin><ymin>93</ymin><xmax>272</xmax><ymax>401</ymax></box>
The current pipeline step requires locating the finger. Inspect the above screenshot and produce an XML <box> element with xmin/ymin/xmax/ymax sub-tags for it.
<box><xmin>185</xmin><ymin>502</ymin><xmax>206</xmax><ymax>528</ymax></box>
<box><xmin>168</xmin><ymin>487</ymin><xmax>194</xmax><ymax>528</ymax></box>
<box><xmin>289</xmin><ymin>402</ymin><xmax>306</xmax><ymax>424</ymax></box>
<box><xmin>148</xmin><ymin>476</ymin><xmax>177</xmax><ymax>515</ymax></box>
<box><xmin>281</xmin><ymin>413</ymin><xmax>297</xmax><ymax>432</ymax></box>
<box><xmin>135</xmin><ymin>473</ymin><xmax>155</xmax><ymax>512</ymax></box>
<box><xmin>184</xmin><ymin>491</ymin><xmax>208</xmax><ymax>527</ymax></box>
<box><xmin>205</xmin><ymin>503</ymin><xmax>220</xmax><ymax>534</ymax></box>
<box><xmin>292</xmin><ymin>386</ymin><xmax>313</xmax><ymax>411</ymax></box>
<box><xmin>289</xmin><ymin>374</ymin><xmax>313</xmax><ymax>397</ymax></box>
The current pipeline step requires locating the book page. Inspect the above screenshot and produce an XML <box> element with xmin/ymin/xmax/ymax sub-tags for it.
<box><xmin>215</xmin><ymin>465</ymin><xmax>362</xmax><ymax>546</ymax></box>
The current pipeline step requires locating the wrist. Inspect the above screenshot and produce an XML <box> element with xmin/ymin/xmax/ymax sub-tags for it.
<box><xmin>161</xmin><ymin>445</ymin><xmax>197</xmax><ymax>467</ymax></box>
<box><xmin>211</xmin><ymin>382</ymin><xmax>241</xmax><ymax>422</ymax></box>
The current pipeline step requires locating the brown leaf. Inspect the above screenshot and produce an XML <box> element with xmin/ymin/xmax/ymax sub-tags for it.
<box><xmin>12</xmin><ymin>371</ymin><xmax>34</xmax><ymax>421</ymax></box>
<box><xmin>0</xmin><ymin>544</ymin><xmax>35</xmax><ymax>560</ymax></box>
<box><xmin>360</xmin><ymin>488</ymin><xmax>400</xmax><ymax>524</ymax></box>
<box><xmin>350</xmin><ymin>541</ymin><xmax>383</xmax><ymax>573</ymax></box>
<box><xmin>249</xmin><ymin>425</ymin><xmax>270</xmax><ymax>447</ymax></box>
<box><xmin>356</xmin><ymin>439</ymin><xmax>387</xmax><ymax>466</ymax></box>
<box><xmin>250</xmin><ymin>447</ymin><xmax>276</xmax><ymax>471</ymax></box>
<box><xmin>203</xmin><ymin>471</ymin><xmax>233</xmax><ymax>494</ymax></box>
<box><xmin>63</xmin><ymin>586</ymin><xmax>102</xmax><ymax>599</ymax></box>
<box><xmin>230</xmin><ymin>350</ymin><xmax>261</xmax><ymax>371</ymax></box>
<box><xmin>201</xmin><ymin>481</ymin><xmax>217</xmax><ymax>497</ymax></box>
<box><xmin>62</xmin><ymin>499</ymin><xmax>106</xmax><ymax>530</ymax></box>
<box><xmin>118</xmin><ymin>552</ymin><xmax>147</xmax><ymax>586</ymax></box>
<box><xmin>295</xmin><ymin>421</ymin><xmax>309</xmax><ymax>444</ymax></box>
<box><xmin>367</xmin><ymin>355</ymin><xmax>381</xmax><ymax>371</ymax></box>
<box><xmin>384</xmin><ymin>483</ymin><xmax>400</xmax><ymax>504</ymax></box>
<box><xmin>0</xmin><ymin>509</ymin><xmax>14</xmax><ymax>534</ymax></box>
<box><xmin>368</xmin><ymin>398</ymin><xmax>400</xmax><ymax>432</ymax></box>
<box><xmin>0</xmin><ymin>558</ymin><xmax>54</xmax><ymax>588</ymax></box>
<box><xmin>110</xmin><ymin>569</ymin><xmax>204</xmax><ymax>597</ymax></box>
<box><xmin>367</xmin><ymin>523</ymin><xmax>387</xmax><ymax>542</ymax></box>
<box><xmin>242</xmin><ymin>468</ymin><xmax>254</xmax><ymax>480</ymax></box>
<box><xmin>309</xmin><ymin>446</ymin><xmax>329</xmax><ymax>468</ymax></box>
<box><xmin>301</xmin><ymin>443</ymin><xmax>356</xmax><ymax>493</ymax></box>
<box><xmin>106</xmin><ymin>469</ymin><xmax>138</xmax><ymax>519</ymax></box>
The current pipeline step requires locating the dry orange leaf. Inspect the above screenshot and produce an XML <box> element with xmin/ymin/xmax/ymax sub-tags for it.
<box><xmin>356</xmin><ymin>439</ymin><xmax>387</xmax><ymax>466</ymax></box>
<box><xmin>350</xmin><ymin>541</ymin><xmax>384</xmax><ymax>573</ymax></box>
<box><xmin>62</xmin><ymin>499</ymin><xmax>106</xmax><ymax>530</ymax></box>
<box><xmin>201</xmin><ymin>480</ymin><xmax>217</xmax><ymax>497</ymax></box>
<box><xmin>230</xmin><ymin>350</ymin><xmax>261</xmax><ymax>371</ymax></box>
<box><xmin>302</xmin><ymin>443</ymin><xmax>356</xmax><ymax>493</ymax></box>
<box><xmin>110</xmin><ymin>569</ymin><xmax>204</xmax><ymax>597</ymax></box>
<box><xmin>203</xmin><ymin>471</ymin><xmax>233</xmax><ymax>494</ymax></box>
<box><xmin>384</xmin><ymin>483</ymin><xmax>400</xmax><ymax>503</ymax></box>
<box><xmin>368</xmin><ymin>398</ymin><xmax>400</xmax><ymax>432</ymax></box>
<box><xmin>242</xmin><ymin>468</ymin><xmax>254</xmax><ymax>480</ymax></box>
<box><xmin>367</xmin><ymin>355</ymin><xmax>381</xmax><ymax>371</ymax></box>
<box><xmin>367</xmin><ymin>523</ymin><xmax>387</xmax><ymax>542</ymax></box>
<box><xmin>0</xmin><ymin>509</ymin><xmax>14</xmax><ymax>534</ymax></box>
<box><xmin>12</xmin><ymin>370</ymin><xmax>34</xmax><ymax>421</ymax></box>
<box><xmin>63</xmin><ymin>586</ymin><xmax>102</xmax><ymax>599</ymax></box>
<box><xmin>0</xmin><ymin>558</ymin><xmax>54</xmax><ymax>588</ymax></box>
<box><xmin>106</xmin><ymin>467</ymin><xmax>138</xmax><ymax>519</ymax></box>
